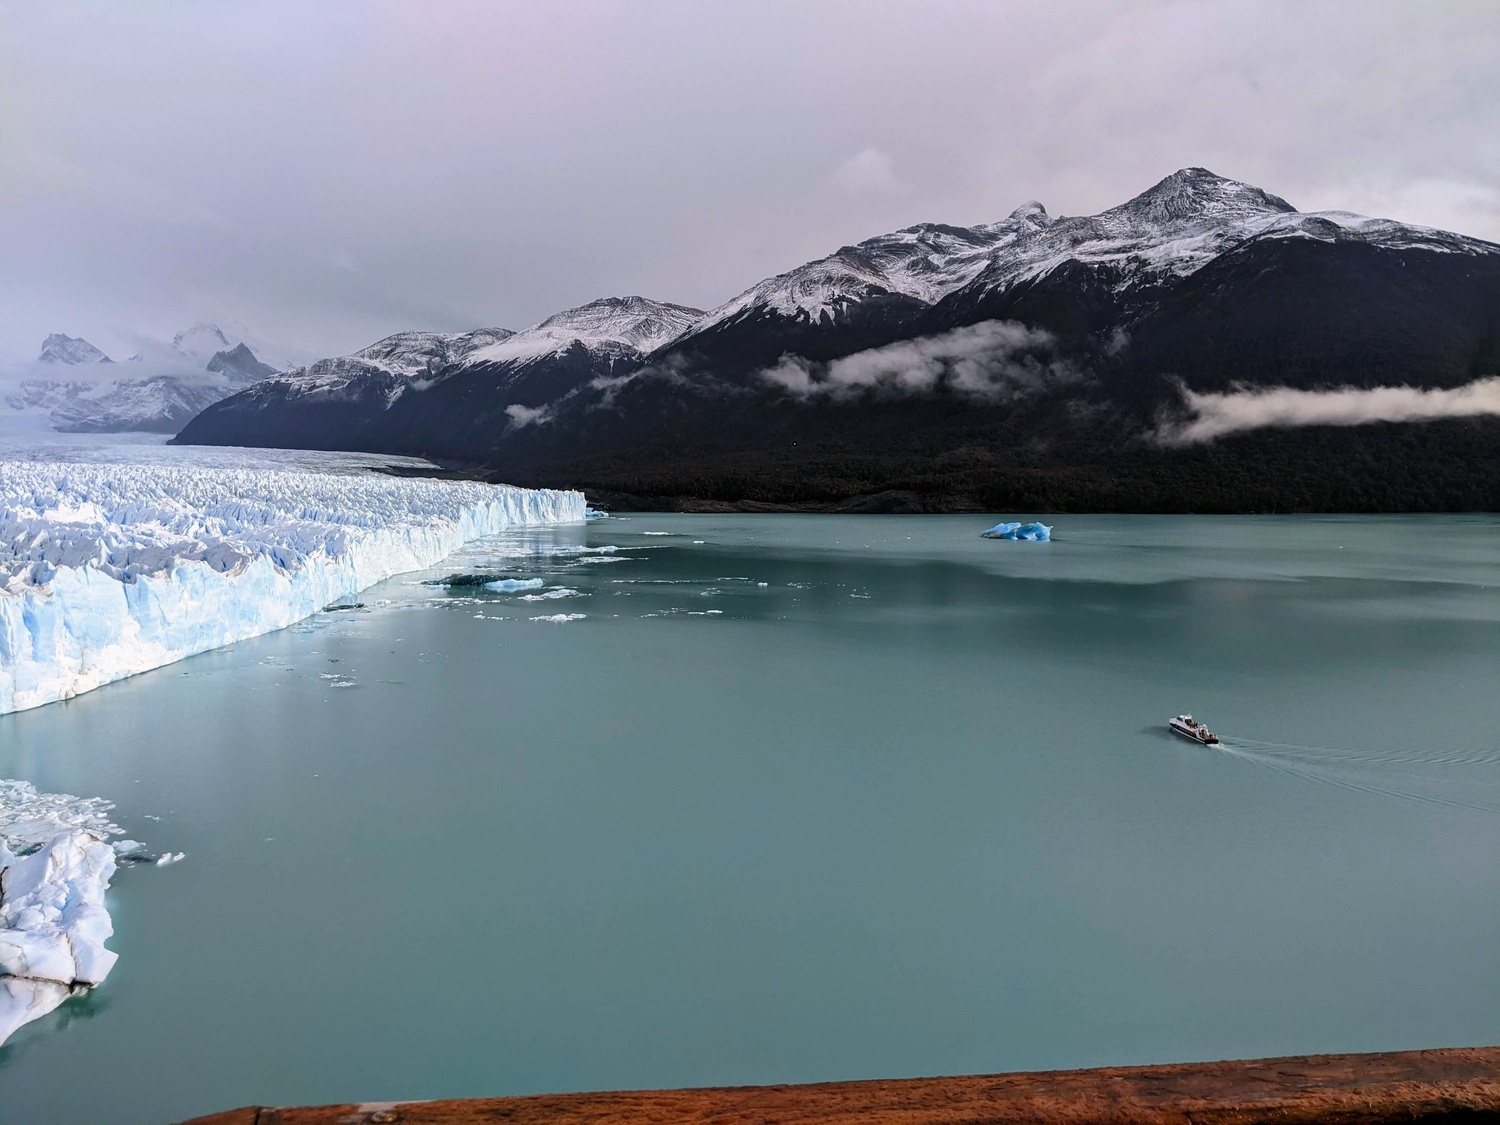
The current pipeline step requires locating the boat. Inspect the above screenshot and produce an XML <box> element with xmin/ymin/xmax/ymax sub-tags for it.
<box><xmin>1169</xmin><ymin>714</ymin><xmax>1220</xmax><ymax>745</ymax></box>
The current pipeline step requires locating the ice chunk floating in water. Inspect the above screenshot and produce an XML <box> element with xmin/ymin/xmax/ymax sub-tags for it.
<box><xmin>980</xmin><ymin>521</ymin><xmax>1052</xmax><ymax>541</ymax></box>
<box><xmin>0</xmin><ymin>456</ymin><xmax>584</xmax><ymax>713</ymax></box>
<box><xmin>483</xmin><ymin>578</ymin><xmax>547</xmax><ymax>592</ymax></box>
<box><xmin>0</xmin><ymin>779</ymin><xmax>126</xmax><ymax>1044</ymax></box>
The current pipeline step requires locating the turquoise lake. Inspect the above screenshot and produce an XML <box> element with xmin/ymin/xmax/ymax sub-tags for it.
<box><xmin>2</xmin><ymin>513</ymin><xmax>1498</xmax><ymax>1122</ymax></box>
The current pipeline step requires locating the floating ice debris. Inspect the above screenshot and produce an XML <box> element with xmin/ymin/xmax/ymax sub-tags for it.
<box><xmin>980</xmin><ymin>521</ymin><xmax>1052</xmax><ymax>541</ymax></box>
<box><xmin>483</xmin><ymin>577</ymin><xmax>546</xmax><ymax>592</ymax></box>
<box><xmin>0</xmin><ymin>779</ymin><xmax>127</xmax><ymax>1045</ymax></box>
<box><xmin>111</xmin><ymin>839</ymin><xmax>151</xmax><ymax>862</ymax></box>
<box><xmin>518</xmin><ymin>587</ymin><xmax>584</xmax><ymax>601</ymax></box>
<box><xmin>322</xmin><ymin>600</ymin><xmax>365</xmax><ymax>612</ymax></box>
<box><xmin>428</xmin><ymin>573</ymin><xmax>542</xmax><ymax>589</ymax></box>
<box><xmin>155</xmin><ymin>852</ymin><xmax>186</xmax><ymax>866</ymax></box>
<box><xmin>530</xmin><ymin>613</ymin><xmax>586</xmax><ymax>623</ymax></box>
<box><xmin>584</xmin><ymin>507</ymin><xmax>609</xmax><ymax>520</ymax></box>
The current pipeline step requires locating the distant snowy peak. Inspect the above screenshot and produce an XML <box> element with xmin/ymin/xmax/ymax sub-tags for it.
<box><xmin>172</xmin><ymin>323</ymin><xmax>233</xmax><ymax>362</ymax></box>
<box><xmin>1104</xmin><ymin>167</ymin><xmax>1296</xmax><ymax>225</ymax></box>
<box><xmin>206</xmin><ymin>343</ymin><xmax>276</xmax><ymax>381</ymax></box>
<box><xmin>465</xmin><ymin>297</ymin><xmax>703</xmax><ymax>366</ymax></box>
<box><xmin>350</xmin><ymin>327</ymin><xmax>515</xmax><ymax>376</ymax></box>
<box><xmin>162</xmin><ymin>322</ymin><xmax>301</xmax><ymax>372</ymax></box>
<box><xmin>38</xmin><ymin>334</ymin><xmax>112</xmax><ymax>365</ymax></box>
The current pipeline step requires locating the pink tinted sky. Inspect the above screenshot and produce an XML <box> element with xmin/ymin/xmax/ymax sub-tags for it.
<box><xmin>1</xmin><ymin>0</ymin><xmax>1495</xmax><ymax>362</ymax></box>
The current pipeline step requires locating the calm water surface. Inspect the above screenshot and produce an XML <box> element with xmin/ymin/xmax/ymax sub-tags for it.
<box><xmin>3</xmin><ymin>514</ymin><xmax>1498</xmax><ymax>1122</ymax></box>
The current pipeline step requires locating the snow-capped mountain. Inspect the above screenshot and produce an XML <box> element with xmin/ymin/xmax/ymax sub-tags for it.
<box><xmin>688</xmin><ymin>207</ymin><xmax>1050</xmax><ymax>334</ymax></box>
<box><xmin>945</xmin><ymin>167</ymin><xmax>1492</xmax><ymax>303</ymax></box>
<box><xmin>4</xmin><ymin>323</ymin><xmax>289</xmax><ymax>433</ymax></box>
<box><xmin>37</xmin><ymin>334</ymin><xmax>113</xmax><ymax>365</ymax></box>
<box><xmin>176</xmin><ymin>298</ymin><xmax>703</xmax><ymax>457</ymax></box>
<box><xmin>170</xmin><ymin>323</ymin><xmax>235</xmax><ymax>363</ymax></box>
<box><xmin>175</xmin><ymin>169</ymin><xmax>1500</xmax><ymax>510</ymax></box>
<box><xmin>467</xmin><ymin>296</ymin><xmax>701</xmax><ymax>365</ymax></box>
<box><xmin>657</xmin><ymin>167</ymin><xmax>1498</xmax><ymax>376</ymax></box>
<box><xmin>205</xmin><ymin>343</ymin><xmax>277</xmax><ymax>381</ymax></box>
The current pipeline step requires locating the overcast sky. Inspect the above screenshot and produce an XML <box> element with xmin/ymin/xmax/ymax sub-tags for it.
<box><xmin>2</xmin><ymin>0</ymin><xmax>1496</xmax><ymax>363</ymax></box>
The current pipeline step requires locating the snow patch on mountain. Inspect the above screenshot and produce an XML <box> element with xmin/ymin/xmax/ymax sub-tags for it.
<box><xmin>465</xmin><ymin>297</ymin><xmax>702</xmax><ymax>366</ymax></box>
<box><xmin>352</xmin><ymin>327</ymin><xmax>515</xmax><ymax>375</ymax></box>
<box><xmin>690</xmin><ymin>217</ymin><xmax>1035</xmax><ymax>333</ymax></box>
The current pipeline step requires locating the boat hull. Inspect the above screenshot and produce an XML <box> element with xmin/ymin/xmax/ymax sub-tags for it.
<box><xmin>1169</xmin><ymin>722</ymin><xmax>1219</xmax><ymax>745</ymax></box>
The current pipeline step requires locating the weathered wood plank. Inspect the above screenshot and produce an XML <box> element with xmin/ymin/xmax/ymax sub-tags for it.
<box><xmin>179</xmin><ymin>1046</ymin><xmax>1500</xmax><ymax>1125</ymax></box>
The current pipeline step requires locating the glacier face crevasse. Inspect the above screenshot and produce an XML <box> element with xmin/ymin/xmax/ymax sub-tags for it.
<box><xmin>0</xmin><ymin>459</ymin><xmax>584</xmax><ymax>713</ymax></box>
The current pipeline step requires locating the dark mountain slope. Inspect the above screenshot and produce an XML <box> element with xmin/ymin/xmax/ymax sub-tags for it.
<box><xmin>176</xmin><ymin>170</ymin><xmax>1500</xmax><ymax>511</ymax></box>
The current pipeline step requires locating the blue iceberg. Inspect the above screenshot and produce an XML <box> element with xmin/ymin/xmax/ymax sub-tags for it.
<box><xmin>980</xmin><ymin>521</ymin><xmax>1052</xmax><ymax>541</ymax></box>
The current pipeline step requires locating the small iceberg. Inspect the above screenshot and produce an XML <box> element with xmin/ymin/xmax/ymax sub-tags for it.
<box><xmin>424</xmin><ymin>574</ymin><xmax>544</xmax><ymax>591</ymax></box>
<box><xmin>584</xmin><ymin>507</ymin><xmax>609</xmax><ymax>520</ymax></box>
<box><xmin>483</xmin><ymin>577</ymin><xmax>546</xmax><ymax>593</ymax></box>
<box><xmin>980</xmin><ymin>521</ymin><xmax>1052</xmax><ymax>541</ymax></box>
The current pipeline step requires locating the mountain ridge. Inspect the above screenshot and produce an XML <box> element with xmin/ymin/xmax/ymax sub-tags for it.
<box><xmin>175</xmin><ymin>168</ymin><xmax>1500</xmax><ymax>511</ymax></box>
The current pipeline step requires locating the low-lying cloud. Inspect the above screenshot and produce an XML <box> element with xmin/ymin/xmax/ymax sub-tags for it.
<box><xmin>761</xmin><ymin>320</ymin><xmax>1080</xmax><ymax>402</ymax></box>
<box><xmin>504</xmin><ymin>403</ymin><xmax>555</xmax><ymax>429</ymax></box>
<box><xmin>1166</xmin><ymin>377</ymin><xmax>1500</xmax><ymax>442</ymax></box>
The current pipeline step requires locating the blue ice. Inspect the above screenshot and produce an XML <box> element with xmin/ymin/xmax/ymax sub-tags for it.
<box><xmin>484</xmin><ymin>577</ymin><xmax>547</xmax><ymax>592</ymax></box>
<box><xmin>980</xmin><ymin>521</ymin><xmax>1052</xmax><ymax>541</ymax></box>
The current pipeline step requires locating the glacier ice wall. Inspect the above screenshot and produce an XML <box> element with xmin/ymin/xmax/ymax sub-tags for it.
<box><xmin>1</xmin><ymin>459</ymin><xmax>584</xmax><ymax>713</ymax></box>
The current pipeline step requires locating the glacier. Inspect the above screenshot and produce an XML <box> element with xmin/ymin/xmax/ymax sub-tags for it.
<box><xmin>1</xmin><ymin>453</ymin><xmax>584</xmax><ymax>714</ymax></box>
<box><xmin>981</xmin><ymin>521</ymin><xmax>1052</xmax><ymax>541</ymax></box>
<box><xmin>0</xmin><ymin>780</ymin><xmax>127</xmax><ymax>1045</ymax></box>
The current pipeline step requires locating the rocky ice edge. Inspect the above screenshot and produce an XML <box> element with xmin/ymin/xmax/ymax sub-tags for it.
<box><xmin>0</xmin><ymin>779</ymin><xmax>127</xmax><ymax>1045</ymax></box>
<box><xmin>0</xmin><ymin>458</ymin><xmax>584</xmax><ymax>713</ymax></box>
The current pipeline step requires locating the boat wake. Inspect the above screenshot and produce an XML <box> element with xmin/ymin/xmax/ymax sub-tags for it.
<box><xmin>1215</xmin><ymin>736</ymin><xmax>1500</xmax><ymax>816</ymax></box>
